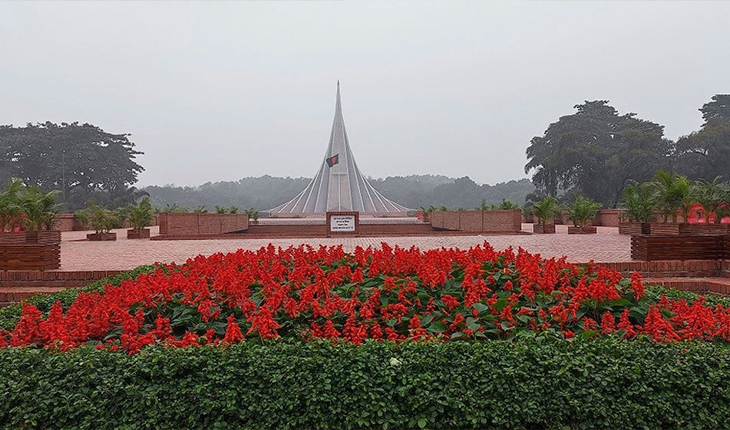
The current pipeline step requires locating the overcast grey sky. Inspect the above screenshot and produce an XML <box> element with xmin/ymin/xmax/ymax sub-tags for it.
<box><xmin>1</xmin><ymin>2</ymin><xmax>728</xmax><ymax>187</ymax></box>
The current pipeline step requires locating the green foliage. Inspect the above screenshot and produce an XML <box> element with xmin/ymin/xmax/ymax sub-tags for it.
<box><xmin>0</xmin><ymin>178</ymin><xmax>25</xmax><ymax>231</ymax></box>
<box><xmin>145</xmin><ymin>176</ymin><xmax>536</xmax><ymax>213</ymax></box>
<box><xmin>676</xmin><ymin>94</ymin><xmax>730</xmax><ymax>181</ymax></box>
<box><xmin>498</xmin><ymin>199</ymin><xmax>518</xmax><ymax>210</ymax></box>
<box><xmin>193</xmin><ymin>206</ymin><xmax>208</xmax><ymax>214</ymax></box>
<box><xmin>0</xmin><ymin>122</ymin><xmax>144</xmax><ymax>211</ymax></box>
<box><xmin>2</xmin><ymin>339</ymin><xmax>730</xmax><ymax>429</ymax></box>
<box><xmin>0</xmin><ymin>179</ymin><xmax>61</xmax><ymax>231</ymax></box>
<box><xmin>244</xmin><ymin>208</ymin><xmax>259</xmax><ymax>221</ymax></box>
<box><xmin>693</xmin><ymin>177</ymin><xmax>728</xmax><ymax>223</ymax></box>
<box><xmin>525</xmin><ymin>100</ymin><xmax>671</xmax><ymax>208</ymax></box>
<box><xmin>566</xmin><ymin>195</ymin><xmax>601</xmax><ymax>228</ymax></box>
<box><xmin>128</xmin><ymin>197</ymin><xmax>153</xmax><ymax>230</ymax></box>
<box><xmin>651</xmin><ymin>170</ymin><xmax>691</xmax><ymax>222</ymax></box>
<box><xmin>532</xmin><ymin>196</ymin><xmax>560</xmax><ymax>226</ymax></box>
<box><xmin>619</xmin><ymin>180</ymin><xmax>656</xmax><ymax>223</ymax></box>
<box><xmin>76</xmin><ymin>201</ymin><xmax>119</xmax><ymax>234</ymax></box>
<box><xmin>159</xmin><ymin>203</ymin><xmax>189</xmax><ymax>213</ymax></box>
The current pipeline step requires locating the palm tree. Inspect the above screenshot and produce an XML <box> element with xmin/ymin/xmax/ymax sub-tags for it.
<box><xmin>0</xmin><ymin>179</ymin><xmax>25</xmax><ymax>231</ymax></box>
<box><xmin>532</xmin><ymin>196</ymin><xmax>560</xmax><ymax>226</ymax></box>
<box><xmin>620</xmin><ymin>180</ymin><xmax>656</xmax><ymax>223</ymax></box>
<box><xmin>694</xmin><ymin>177</ymin><xmax>725</xmax><ymax>223</ymax></box>
<box><xmin>651</xmin><ymin>170</ymin><xmax>690</xmax><ymax>223</ymax></box>
<box><xmin>19</xmin><ymin>186</ymin><xmax>62</xmax><ymax>231</ymax></box>
<box><xmin>566</xmin><ymin>195</ymin><xmax>602</xmax><ymax>228</ymax></box>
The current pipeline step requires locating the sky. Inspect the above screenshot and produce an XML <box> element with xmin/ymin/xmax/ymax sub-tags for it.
<box><xmin>1</xmin><ymin>2</ymin><xmax>728</xmax><ymax>188</ymax></box>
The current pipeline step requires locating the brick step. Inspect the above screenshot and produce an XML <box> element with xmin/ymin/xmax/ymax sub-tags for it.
<box><xmin>0</xmin><ymin>286</ymin><xmax>67</xmax><ymax>306</ymax></box>
<box><xmin>644</xmin><ymin>277</ymin><xmax>730</xmax><ymax>296</ymax></box>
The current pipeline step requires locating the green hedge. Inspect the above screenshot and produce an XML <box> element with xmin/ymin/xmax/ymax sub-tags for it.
<box><xmin>2</xmin><ymin>339</ymin><xmax>730</xmax><ymax>429</ymax></box>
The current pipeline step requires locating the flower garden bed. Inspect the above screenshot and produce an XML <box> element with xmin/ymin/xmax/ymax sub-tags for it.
<box><xmin>2</xmin><ymin>244</ymin><xmax>730</xmax><ymax>428</ymax></box>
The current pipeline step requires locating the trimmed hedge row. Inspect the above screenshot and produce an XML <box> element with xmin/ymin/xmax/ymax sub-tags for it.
<box><xmin>2</xmin><ymin>339</ymin><xmax>730</xmax><ymax>429</ymax></box>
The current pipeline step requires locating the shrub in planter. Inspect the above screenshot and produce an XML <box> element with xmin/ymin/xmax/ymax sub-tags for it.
<box><xmin>566</xmin><ymin>195</ymin><xmax>601</xmax><ymax>233</ymax></box>
<box><xmin>522</xmin><ymin>203</ymin><xmax>535</xmax><ymax>223</ymax></box>
<box><xmin>652</xmin><ymin>170</ymin><xmax>690</xmax><ymax>223</ymax></box>
<box><xmin>77</xmin><ymin>201</ymin><xmax>118</xmax><ymax>241</ymax></box>
<box><xmin>0</xmin><ymin>180</ymin><xmax>62</xmax><ymax>270</ymax></box>
<box><xmin>244</xmin><ymin>207</ymin><xmax>259</xmax><ymax>223</ymax></box>
<box><xmin>619</xmin><ymin>180</ymin><xmax>656</xmax><ymax>234</ymax></box>
<box><xmin>532</xmin><ymin>196</ymin><xmax>559</xmax><ymax>234</ymax></box>
<box><xmin>126</xmin><ymin>197</ymin><xmax>152</xmax><ymax>239</ymax></box>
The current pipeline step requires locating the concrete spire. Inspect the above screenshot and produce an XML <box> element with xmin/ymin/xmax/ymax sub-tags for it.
<box><xmin>269</xmin><ymin>84</ymin><xmax>410</xmax><ymax>216</ymax></box>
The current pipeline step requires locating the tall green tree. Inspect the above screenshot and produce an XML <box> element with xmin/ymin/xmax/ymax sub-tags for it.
<box><xmin>0</xmin><ymin>122</ymin><xmax>144</xmax><ymax>210</ymax></box>
<box><xmin>675</xmin><ymin>94</ymin><xmax>730</xmax><ymax>181</ymax></box>
<box><xmin>524</xmin><ymin>100</ymin><xmax>672</xmax><ymax>208</ymax></box>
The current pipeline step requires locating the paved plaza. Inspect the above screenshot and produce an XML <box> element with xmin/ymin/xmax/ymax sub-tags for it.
<box><xmin>59</xmin><ymin>224</ymin><xmax>631</xmax><ymax>271</ymax></box>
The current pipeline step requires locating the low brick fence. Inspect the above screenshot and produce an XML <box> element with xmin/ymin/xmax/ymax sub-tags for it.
<box><xmin>631</xmin><ymin>234</ymin><xmax>728</xmax><ymax>261</ymax></box>
<box><xmin>0</xmin><ymin>270</ymin><xmax>124</xmax><ymax>306</ymax></box>
<box><xmin>0</xmin><ymin>231</ymin><xmax>61</xmax><ymax>270</ymax></box>
<box><xmin>158</xmin><ymin>213</ymin><xmax>249</xmax><ymax>237</ymax></box>
<box><xmin>431</xmin><ymin>210</ymin><xmax>522</xmax><ymax>233</ymax></box>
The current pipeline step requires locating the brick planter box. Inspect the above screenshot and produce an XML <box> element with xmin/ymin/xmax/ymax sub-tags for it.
<box><xmin>127</xmin><ymin>228</ymin><xmax>151</xmax><ymax>239</ymax></box>
<box><xmin>640</xmin><ymin>223</ymin><xmax>680</xmax><ymax>235</ymax></box>
<box><xmin>678</xmin><ymin>224</ymin><xmax>730</xmax><ymax>235</ymax></box>
<box><xmin>87</xmin><ymin>233</ymin><xmax>117</xmax><ymax>241</ymax></box>
<box><xmin>618</xmin><ymin>222</ymin><xmax>643</xmax><ymax>235</ymax></box>
<box><xmin>631</xmin><ymin>234</ymin><xmax>727</xmax><ymax>261</ymax></box>
<box><xmin>533</xmin><ymin>224</ymin><xmax>556</xmax><ymax>234</ymax></box>
<box><xmin>568</xmin><ymin>226</ymin><xmax>597</xmax><ymax>234</ymax></box>
<box><xmin>158</xmin><ymin>213</ymin><xmax>249</xmax><ymax>237</ymax></box>
<box><xmin>431</xmin><ymin>210</ymin><xmax>522</xmax><ymax>233</ymax></box>
<box><xmin>0</xmin><ymin>231</ymin><xmax>61</xmax><ymax>270</ymax></box>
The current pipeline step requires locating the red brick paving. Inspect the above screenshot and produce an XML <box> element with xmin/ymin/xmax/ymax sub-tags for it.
<box><xmin>59</xmin><ymin>224</ymin><xmax>631</xmax><ymax>271</ymax></box>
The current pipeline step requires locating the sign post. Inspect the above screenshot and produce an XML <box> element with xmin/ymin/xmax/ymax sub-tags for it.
<box><xmin>326</xmin><ymin>211</ymin><xmax>359</xmax><ymax>237</ymax></box>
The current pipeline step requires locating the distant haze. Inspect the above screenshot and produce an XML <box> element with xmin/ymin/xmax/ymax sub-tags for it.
<box><xmin>1</xmin><ymin>2</ymin><xmax>728</xmax><ymax>187</ymax></box>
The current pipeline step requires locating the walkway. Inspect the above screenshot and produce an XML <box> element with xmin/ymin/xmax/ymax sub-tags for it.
<box><xmin>59</xmin><ymin>224</ymin><xmax>631</xmax><ymax>271</ymax></box>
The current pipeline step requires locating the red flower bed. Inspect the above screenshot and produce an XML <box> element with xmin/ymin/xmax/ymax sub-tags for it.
<box><xmin>2</xmin><ymin>242</ymin><xmax>730</xmax><ymax>353</ymax></box>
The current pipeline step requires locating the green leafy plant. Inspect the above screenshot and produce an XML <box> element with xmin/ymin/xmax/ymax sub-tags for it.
<box><xmin>0</xmin><ymin>179</ymin><xmax>26</xmax><ymax>231</ymax></box>
<box><xmin>161</xmin><ymin>204</ymin><xmax>189</xmax><ymax>213</ymax></box>
<box><xmin>214</xmin><ymin>205</ymin><xmax>227</xmax><ymax>214</ymax></box>
<box><xmin>18</xmin><ymin>186</ymin><xmax>61</xmax><ymax>231</ymax></box>
<box><xmin>694</xmin><ymin>177</ymin><xmax>727</xmax><ymax>223</ymax></box>
<box><xmin>76</xmin><ymin>201</ymin><xmax>118</xmax><ymax>235</ymax></box>
<box><xmin>244</xmin><ymin>208</ymin><xmax>259</xmax><ymax>222</ymax></box>
<box><xmin>532</xmin><ymin>196</ymin><xmax>560</xmax><ymax>226</ymax></box>
<box><xmin>652</xmin><ymin>170</ymin><xmax>690</xmax><ymax>223</ymax></box>
<box><xmin>2</xmin><ymin>340</ymin><xmax>730</xmax><ymax>429</ymax></box>
<box><xmin>499</xmin><ymin>199</ymin><xmax>519</xmax><ymax>210</ymax></box>
<box><xmin>128</xmin><ymin>197</ymin><xmax>153</xmax><ymax>230</ymax></box>
<box><xmin>620</xmin><ymin>180</ymin><xmax>656</xmax><ymax>223</ymax></box>
<box><xmin>193</xmin><ymin>206</ymin><xmax>208</xmax><ymax>214</ymax></box>
<box><xmin>566</xmin><ymin>195</ymin><xmax>601</xmax><ymax>228</ymax></box>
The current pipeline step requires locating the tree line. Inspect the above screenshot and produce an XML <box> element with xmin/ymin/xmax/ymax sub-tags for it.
<box><xmin>144</xmin><ymin>175</ymin><xmax>536</xmax><ymax>213</ymax></box>
<box><xmin>525</xmin><ymin>94</ymin><xmax>730</xmax><ymax>208</ymax></box>
<box><xmin>1</xmin><ymin>93</ymin><xmax>727</xmax><ymax>213</ymax></box>
<box><xmin>0</xmin><ymin>122</ymin><xmax>144</xmax><ymax>211</ymax></box>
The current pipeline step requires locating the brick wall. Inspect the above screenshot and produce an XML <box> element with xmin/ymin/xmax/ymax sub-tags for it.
<box><xmin>0</xmin><ymin>231</ymin><xmax>61</xmax><ymax>270</ymax></box>
<box><xmin>431</xmin><ymin>210</ymin><xmax>521</xmax><ymax>233</ymax></box>
<box><xmin>594</xmin><ymin>260</ymin><xmax>726</xmax><ymax>278</ymax></box>
<box><xmin>158</xmin><ymin>213</ymin><xmax>249</xmax><ymax>236</ymax></box>
<box><xmin>595</xmin><ymin>209</ymin><xmax>621</xmax><ymax>227</ymax></box>
<box><xmin>0</xmin><ymin>270</ymin><xmax>124</xmax><ymax>306</ymax></box>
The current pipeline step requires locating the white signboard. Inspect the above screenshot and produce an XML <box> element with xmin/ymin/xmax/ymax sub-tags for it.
<box><xmin>330</xmin><ymin>215</ymin><xmax>356</xmax><ymax>232</ymax></box>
